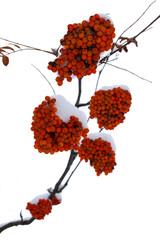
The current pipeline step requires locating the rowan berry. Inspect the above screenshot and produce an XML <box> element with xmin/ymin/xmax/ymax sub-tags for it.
<box><xmin>26</xmin><ymin>199</ymin><xmax>52</xmax><ymax>220</ymax></box>
<box><xmin>48</xmin><ymin>14</ymin><xmax>115</xmax><ymax>85</ymax></box>
<box><xmin>89</xmin><ymin>87</ymin><xmax>132</xmax><ymax>130</ymax></box>
<box><xmin>78</xmin><ymin>136</ymin><xmax>116</xmax><ymax>176</ymax></box>
<box><xmin>31</xmin><ymin>95</ymin><xmax>89</xmax><ymax>154</ymax></box>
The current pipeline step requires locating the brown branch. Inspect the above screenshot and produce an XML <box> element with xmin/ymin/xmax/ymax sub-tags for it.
<box><xmin>0</xmin><ymin>217</ymin><xmax>35</xmax><ymax>234</ymax></box>
<box><xmin>111</xmin><ymin>15</ymin><xmax>160</xmax><ymax>56</ymax></box>
<box><xmin>0</xmin><ymin>150</ymin><xmax>78</xmax><ymax>233</ymax></box>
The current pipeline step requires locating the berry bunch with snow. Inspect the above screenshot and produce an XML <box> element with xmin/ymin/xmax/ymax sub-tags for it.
<box><xmin>89</xmin><ymin>86</ymin><xmax>132</xmax><ymax>130</ymax></box>
<box><xmin>78</xmin><ymin>133</ymin><xmax>116</xmax><ymax>176</ymax></box>
<box><xmin>31</xmin><ymin>95</ymin><xmax>89</xmax><ymax>154</ymax></box>
<box><xmin>26</xmin><ymin>199</ymin><xmax>52</xmax><ymax>220</ymax></box>
<box><xmin>48</xmin><ymin>13</ymin><xmax>115</xmax><ymax>86</ymax></box>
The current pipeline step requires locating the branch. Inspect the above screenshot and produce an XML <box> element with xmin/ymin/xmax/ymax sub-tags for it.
<box><xmin>77</xmin><ymin>101</ymin><xmax>90</xmax><ymax>107</ymax></box>
<box><xmin>49</xmin><ymin>150</ymin><xmax>78</xmax><ymax>198</ymax></box>
<box><xmin>100</xmin><ymin>15</ymin><xmax>160</xmax><ymax>64</ymax></box>
<box><xmin>118</xmin><ymin>0</ymin><xmax>156</xmax><ymax>40</ymax></box>
<box><xmin>0</xmin><ymin>150</ymin><xmax>78</xmax><ymax>233</ymax></box>
<box><xmin>0</xmin><ymin>217</ymin><xmax>35</xmax><ymax>234</ymax></box>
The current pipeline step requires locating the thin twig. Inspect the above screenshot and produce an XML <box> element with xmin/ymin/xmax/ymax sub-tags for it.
<box><xmin>58</xmin><ymin>161</ymin><xmax>81</xmax><ymax>192</ymax></box>
<box><xmin>0</xmin><ymin>37</ymin><xmax>54</xmax><ymax>55</ymax></box>
<box><xmin>75</xmin><ymin>78</ymin><xmax>83</xmax><ymax>107</ymax></box>
<box><xmin>106</xmin><ymin>63</ymin><xmax>152</xmax><ymax>83</ymax></box>
<box><xmin>31</xmin><ymin>64</ymin><xmax>56</xmax><ymax>94</ymax></box>
<box><xmin>118</xmin><ymin>0</ymin><xmax>156</xmax><ymax>40</ymax></box>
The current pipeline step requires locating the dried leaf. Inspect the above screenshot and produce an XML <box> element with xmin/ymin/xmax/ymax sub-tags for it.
<box><xmin>2</xmin><ymin>46</ymin><xmax>15</xmax><ymax>51</ymax></box>
<box><xmin>123</xmin><ymin>46</ymin><xmax>128</xmax><ymax>52</ymax></box>
<box><xmin>10</xmin><ymin>44</ymin><xmax>21</xmax><ymax>49</ymax></box>
<box><xmin>0</xmin><ymin>48</ymin><xmax>7</xmax><ymax>53</ymax></box>
<box><xmin>2</xmin><ymin>55</ymin><xmax>9</xmax><ymax>66</ymax></box>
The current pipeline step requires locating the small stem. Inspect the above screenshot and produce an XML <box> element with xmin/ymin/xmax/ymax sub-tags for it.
<box><xmin>75</xmin><ymin>78</ymin><xmax>83</xmax><ymax>107</ymax></box>
<box><xmin>77</xmin><ymin>101</ymin><xmax>90</xmax><ymax>107</ymax></box>
<box><xmin>58</xmin><ymin>160</ymin><xmax>81</xmax><ymax>192</ymax></box>
<box><xmin>0</xmin><ymin>37</ymin><xmax>54</xmax><ymax>55</ymax></box>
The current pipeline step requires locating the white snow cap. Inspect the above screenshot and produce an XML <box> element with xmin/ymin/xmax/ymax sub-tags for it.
<box><xmin>100</xmin><ymin>85</ymin><xmax>131</xmax><ymax>93</ymax></box>
<box><xmin>50</xmin><ymin>95</ymin><xmax>88</xmax><ymax>129</ymax></box>
<box><xmin>87</xmin><ymin>132</ymin><xmax>116</xmax><ymax>152</ymax></box>
<box><xmin>29</xmin><ymin>192</ymin><xmax>50</xmax><ymax>204</ymax></box>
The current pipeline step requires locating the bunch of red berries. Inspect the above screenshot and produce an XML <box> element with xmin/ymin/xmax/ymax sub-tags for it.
<box><xmin>78</xmin><ymin>136</ymin><xmax>116</xmax><ymax>176</ymax></box>
<box><xmin>48</xmin><ymin>13</ymin><xmax>115</xmax><ymax>86</ymax></box>
<box><xmin>89</xmin><ymin>87</ymin><xmax>132</xmax><ymax>130</ymax></box>
<box><xmin>26</xmin><ymin>199</ymin><xmax>52</xmax><ymax>220</ymax></box>
<box><xmin>31</xmin><ymin>96</ymin><xmax>89</xmax><ymax>154</ymax></box>
<box><xmin>26</xmin><ymin>195</ymin><xmax>62</xmax><ymax>220</ymax></box>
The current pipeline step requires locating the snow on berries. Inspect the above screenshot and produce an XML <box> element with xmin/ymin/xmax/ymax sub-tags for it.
<box><xmin>89</xmin><ymin>86</ymin><xmax>132</xmax><ymax>130</ymax></box>
<box><xmin>26</xmin><ymin>193</ymin><xmax>62</xmax><ymax>220</ymax></box>
<box><xmin>78</xmin><ymin>133</ymin><xmax>116</xmax><ymax>176</ymax></box>
<box><xmin>31</xmin><ymin>95</ymin><xmax>89</xmax><ymax>154</ymax></box>
<box><xmin>48</xmin><ymin>13</ymin><xmax>115</xmax><ymax>86</ymax></box>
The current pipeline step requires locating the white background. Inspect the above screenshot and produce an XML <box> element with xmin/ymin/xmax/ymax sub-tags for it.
<box><xmin>0</xmin><ymin>0</ymin><xmax>160</xmax><ymax>239</ymax></box>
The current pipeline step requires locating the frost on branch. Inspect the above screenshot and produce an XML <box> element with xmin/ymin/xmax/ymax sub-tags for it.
<box><xmin>31</xmin><ymin>95</ymin><xmax>89</xmax><ymax>154</ymax></box>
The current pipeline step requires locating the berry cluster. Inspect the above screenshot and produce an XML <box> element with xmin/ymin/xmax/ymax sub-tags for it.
<box><xmin>26</xmin><ymin>199</ymin><xmax>52</xmax><ymax>220</ymax></box>
<box><xmin>89</xmin><ymin>87</ymin><xmax>132</xmax><ymax>130</ymax></box>
<box><xmin>78</xmin><ymin>137</ymin><xmax>116</xmax><ymax>176</ymax></box>
<box><xmin>51</xmin><ymin>195</ymin><xmax>62</xmax><ymax>205</ymax></box>
<box><xmin>31</xmin><ymin>96</ymin><xmax>89</xmax><ymax>154</ymax></box>
<box><xmin>48</xmin><ymin>14</ymin><xmax>115</xmax><ymax>86</ymax></box>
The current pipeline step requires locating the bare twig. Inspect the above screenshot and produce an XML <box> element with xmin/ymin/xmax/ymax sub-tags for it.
<box><xmin>118</xmin><ymin>0</ymin><xmax>156</xmax><ymax>40</ymax></box>
<box><xmin>106</xmin><ymin>63</ymin><xmax>152</xmax><ymax>83</ymax></box>
<box><xmin>31</xmin><ymin>64</ymin><xmax>56</xmax><ymax>94</ymax></box>
<box><xmin>0</xmin><ymin>37</ymin><xmax>55</xmax><ymax>55</ymax></box>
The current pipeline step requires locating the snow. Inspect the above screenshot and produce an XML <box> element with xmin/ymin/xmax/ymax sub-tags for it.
<box><xmin>87</xmin><ymin>132</ymin><xmax>116</xmax><ymax>152</ymax></box>
<box><xmin>50</xmin><ymin>94</ymin><xmax>88</xmax><ymax>129</ymax></box>
<box><xmin>100</xmin><ymin>84</ymin><xmax>131</xmax><ymax>93</ymax></box>
<box><xmin>29</xmin><ymin>192</ymin><xmax>50</xmax><ymax>204</ymax></box>
<box><xmin>98</xmin><ymin>13</ymin><xmax>114</xmax><ymax>25</ymax></box>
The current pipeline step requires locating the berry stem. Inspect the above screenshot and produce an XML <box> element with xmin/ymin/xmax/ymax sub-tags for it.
<box><xmin>75</xmin><ymin>78</ymin><xmax>83</xmax><ymax>107</ymax></box>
